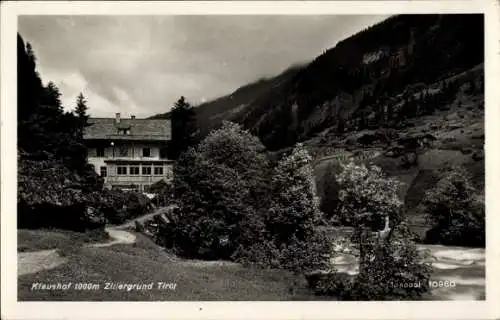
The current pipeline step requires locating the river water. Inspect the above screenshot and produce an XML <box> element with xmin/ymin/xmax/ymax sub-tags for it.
<box><xmin>331</xmin><ymin>243</ymin><xmax>485</xmax><ymax>300</ymax></box>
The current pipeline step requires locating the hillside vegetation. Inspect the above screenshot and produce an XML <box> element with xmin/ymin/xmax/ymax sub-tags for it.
<box><xmin>151</xmin><ymin>14</ymin><xmax>485</xmax><ymax>243</ymax></box>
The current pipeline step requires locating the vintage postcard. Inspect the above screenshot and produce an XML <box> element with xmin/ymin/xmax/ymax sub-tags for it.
<box><xmin>1</xmin><ymin>1</ymin><xmax>499</xmax><ymax>319</ymax></box>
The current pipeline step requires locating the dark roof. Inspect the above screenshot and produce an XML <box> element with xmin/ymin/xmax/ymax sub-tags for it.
<box><xmin>84</xmin><ymin>118</ymin><xmax>171</xmax><ymax>141</ymax></box>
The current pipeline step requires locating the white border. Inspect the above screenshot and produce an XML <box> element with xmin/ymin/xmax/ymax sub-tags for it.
<box><xmin>2</xmin><ymin>1</ymin><xmax>499</xmax><ymax>319</ymax></box>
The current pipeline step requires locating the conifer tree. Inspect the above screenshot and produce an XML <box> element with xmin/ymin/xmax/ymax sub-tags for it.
<box><xmin>75</xmin><ymin>92</ymin><xmax>89</xmax><ymax>139</ymax></box>
<box><xmin>170</xmin><ymin>96</ymin><xmax>198</xmax><ymax>159</ymax></box>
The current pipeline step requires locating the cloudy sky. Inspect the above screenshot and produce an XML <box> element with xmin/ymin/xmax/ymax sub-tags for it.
<box><xmin>19</xmin><ymin>15</ymin><xmax>388</xmax><ymax>118</ymax></box>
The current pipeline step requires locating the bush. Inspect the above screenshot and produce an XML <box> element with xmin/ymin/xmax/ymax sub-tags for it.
<box><xmin>422</xmin><ymin>166</ymin><xmax>485</xmax><ymax>247</ymax></box>
<box><xmin>17</xmin><ymin>158</ymin><xmax>107</xmax><ymax>231</ymax></box>
<box><xmin>306</xmin><ymin>272</ymin><xmax>354</xmax><ymax>298</ymax></box>
<box><xmin>98</xmin><ymin>189</ymin><xmax>153</xmax><ymax>225</ymax></box>
<box><xmin>347</xmin><ymin>224</ymin><xmax>432</xmax><ymax>300</ymax></box>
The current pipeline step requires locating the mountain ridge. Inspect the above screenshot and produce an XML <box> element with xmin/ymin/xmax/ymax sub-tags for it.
<box><xmin>151</xmin><ymin>14</ymin><xmax>483</xmax><ymax>152</ymax></box>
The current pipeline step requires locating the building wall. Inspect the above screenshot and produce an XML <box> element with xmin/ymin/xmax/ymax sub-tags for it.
<box><xmin>105</xmin><ymin>163</ymin><xmax>173</xmax><ymax>192</ymax></box>
<box><xmin>87</xmin><ymin>143</ymin><xmax>164</xmax><ymax>160</ymax></box>
<box><xmin>87</xmin><ymin>142</ymin><xmax>172</xmax><ymax>192</ymax></box>
<box><xmin>88</xmin><ymin>143</ymin><xmax>167</xmax><ymax>172</ymax></box>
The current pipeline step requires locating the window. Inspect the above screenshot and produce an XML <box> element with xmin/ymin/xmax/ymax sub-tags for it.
<box><xmin>118</xmin><ymin>129</ymin><xmax>130</xmax><ymax>135</ymax></box>
<box><xmin>117</xmin><ymin>166</ymin><xmax>127</xmax><ymax>175</ymax></box>
<box><xmin>159</xmin><ymin>147</ymin><xmax>168</xmax><ymax>159</ymax></box>
<box><xmin>142</xmin><ymin>166</ymin><xmax>152</xmax><ymax>175</ymax></box>
<box><xmin>154</xmin><ymin>166</ymin><xmax>163</xmax><ymax>175</ymax></box>
<box><xmin>96</xmin><ymin>147</ymin><xmax>105</xmax><ymax>157</ymax></box>
<box><xmin>143</xmin><ymin>148</ymin><xmax>151</xmax><ymax>157</ymax></box>
<box><xmin>100</xmin><ymin>166</ymin><xmax>107</xmax><ymax>177</ymax></box>
<box><xmin>130</xmin><ymin>166</ymin><xmax>140</xmax><ymax>175</ymax></box>
<box><xmin>118</xmin><ymin>146</ymin><xmax>128</xmax><ymax>157</ymax></box>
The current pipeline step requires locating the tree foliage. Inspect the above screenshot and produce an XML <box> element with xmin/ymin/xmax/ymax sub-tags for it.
<box><xmin>258</xmin><ymin>144</ymin><xmax>332</xmax><ymax>273</ymax></box>
<box><xmin>170</xmin><ymin>96</ymin><xmax>198</xmax><ymax>159</ymax></box>
<box><xmin>336</xmin><ymin>162</ymin><xmax>403</xmax><ymax>227</ymax></box>
<box><xmin>160</xmin><ymin>124</ymin><xmax>331</xmax><ymax>273</ymax></box>
<box><xmin>319</xmin><ymin>162</ymin><xmax>341</xmax><ymax>220</ymax></box>
<box><xmin>309</xmin><ymin>162</ymin><xmax>432</xmax><ymax>300</ymax></box>
<box><xmin>422</xmin><ymin>166</ymin><xmax>485</xmax><ymax>247</ymax></box>
<box><xmin>75</xmin><ymin>92</ymin><xmax>89</xmax><ymax>140</ymax></box>
<box><xmin>165</xmin><ymin>121</ymin><xmax>271</xmax><ymax>259</ymax></box>
<box><xmin>17</xmin><ymin>34</ymin><xmax>87</xmax><ymax>172</ymax></box>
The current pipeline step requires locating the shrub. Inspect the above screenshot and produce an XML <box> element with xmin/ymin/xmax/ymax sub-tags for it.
<box><xmin>347</xmin><ymin>224</ymin><xmax>432</xmax><ymax>300</ymax></box>
<box><xmin>98</xmin><ymin>189</ymin><xmax>153</xmax><ymax>225</ymax></box>
<box><xmin>306</xmin><ymin>272</ymin><xmax>354</xmax><ymax>298</ymax></box>
<box><xmin>422</xmin><ymin>166</ymin><xmax>485</xmax><ymax>247</ymax></box>
<box><xmin>17</xmin><ymin>158</ymin><xmax>106</xmax><ymax>231</ymax></box>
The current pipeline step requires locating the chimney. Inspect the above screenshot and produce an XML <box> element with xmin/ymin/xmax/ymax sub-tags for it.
<box><xmin>131</xmin><ymin>115</ymin><xmax>136</xmax><ymax>119</ymax></box>
<box><xmin>115</xmin><ymin>113</ymin><xmax>121</xmax><ymax>124</ymax></box>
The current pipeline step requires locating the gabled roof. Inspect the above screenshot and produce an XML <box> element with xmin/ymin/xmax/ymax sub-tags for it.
<box><xmin>84</xmin><ymin>118</ymin><xmax>171</xmax><ymax>141</ymax></box>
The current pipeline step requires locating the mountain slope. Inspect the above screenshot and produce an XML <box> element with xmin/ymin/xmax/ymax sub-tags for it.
<box><xmin>150</xmin><ymin>65</ymin><xmax>303</xmax><ymax>137</ymax></box>
<box><xmin>155</xmin><ymin>14</ymin><xmax>483</xmax><ymax>152</ymax></box>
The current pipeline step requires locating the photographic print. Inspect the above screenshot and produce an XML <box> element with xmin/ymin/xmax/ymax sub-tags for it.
<box><xmin>2</xmin><ymin>1</ymin><xmax>498</xmax><ymax>319</ymax></box>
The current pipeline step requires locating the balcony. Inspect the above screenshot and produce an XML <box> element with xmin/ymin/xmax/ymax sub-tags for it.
<box><xmin>104</xmin><ymin>158</ymin><xmax>173</xmax><ymax>165</ymax></box>
<box><xmin>105</xmin><ymin>134</ymin><xmax>170</xmax><ymax>141</ymax></box>
<box><xmin>105</xmin><ymin>175</ymin><xmax>171</xmax><ymax>184</ymax></box>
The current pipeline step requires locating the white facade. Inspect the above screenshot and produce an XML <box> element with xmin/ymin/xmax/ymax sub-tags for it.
<box><xmin>87</xmin><ymin>144</ymin><xmax>173</xmax><ymax>192</ymax></box>
<box><xmin>84</xmin><ymin>115</ymin><xmax>173</xmax><ymax>193</ymax></box>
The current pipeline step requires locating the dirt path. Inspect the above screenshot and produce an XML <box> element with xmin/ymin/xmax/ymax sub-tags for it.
<box><xmin>18</xmin><ymin>249</ymin><xmax>68</xmax><ymax>277</ymax></box>
<box><xmin>17</xmin><ymin>207</ymin><xmax>173</xmax><ymax>276</ymax></box>
<box><xmin>18</xmin><ymin>228</ymin><xmax>137</xmax><ymax>276</ymax></box>
<box><xmin>114</xmin><ymin>205</ymin><xmax>177</xmax><ymax>230</ymax></box>
<box><xmin>85</xmin><ymin>228</ymin><xmax>137</xmax><ymax>248</ymax></box>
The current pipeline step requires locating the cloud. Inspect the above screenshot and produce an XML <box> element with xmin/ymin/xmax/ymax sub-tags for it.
<box><xmin>18</xmin><ymin>15</ymin><xmax>388</xmax><ymax>117</ymax></box>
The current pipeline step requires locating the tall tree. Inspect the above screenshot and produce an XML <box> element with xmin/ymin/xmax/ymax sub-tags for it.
<box><xmin>43</xmin><ymin>81</ymin><xmax>63</xmax><ymax>113</ymax></box>
<box><xmin>26</xmin><ymin>42</ymin><xmax>36</xmax><ymax>64</ymax></box>
<box><xmin>170</xmin><ymin>96</ymin><xmax>198</xmax><ymax>159</ymax></box>
<box><xmin>169</xmin><ymin>121</ymin><xmax>271</xmax><ymax>259</ymax></box>
<box><xmin>74</xmin><ymin>92</ymin><xmax>89</xmax><ymax>139</ymax></box>
<box><xmin>335</xmin><ymin>162</ymin><xmax>432</xmax><ymax>300</ymax></box>
<box><xmin>264</xmin><ymin>144</ymin><xmax>332</xmax><ymax>272</ymax></box>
